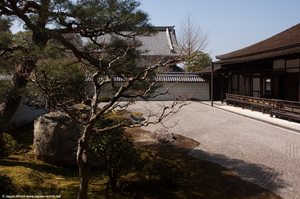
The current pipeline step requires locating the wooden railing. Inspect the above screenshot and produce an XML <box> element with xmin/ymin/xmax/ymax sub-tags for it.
<box><xmin>226</xmin><ymin>94</ymin><xmax>274</xmax><ymax>113</ymax></box>
<box><xmin>270</xmin><ymin>99</ymin><xmax>300</xmax><ymax>121</ymax></box>
<box><xmin>226</xmin><ymin>94</ymin><xmax>300</xmax><ymax>122</ymax></box>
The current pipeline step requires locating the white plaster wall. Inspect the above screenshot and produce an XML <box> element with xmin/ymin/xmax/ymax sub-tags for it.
<box><xmin>7</xmin><ymin>82</ymin><xmax>208</xmax><ymax>128</ymax></box>
<box><xmin>95</xmin><ymin>82</ymin><xmax>210</xmax><ymax>101</ymax></box>
<box><xmin>148</xmin><ymin>83</ymin><xmax>210</xmax><ymax>101</ymax></box>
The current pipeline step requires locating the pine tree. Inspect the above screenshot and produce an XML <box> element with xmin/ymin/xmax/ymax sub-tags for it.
<box><xmin>0</xmin><ymin>1</ymin><xmax>182</xmax><ymax>198</ymax></box>
<box><xmin>184</xmin><ymin>51</ymin><xmax>212</xmax><ymax>72</ymax></box>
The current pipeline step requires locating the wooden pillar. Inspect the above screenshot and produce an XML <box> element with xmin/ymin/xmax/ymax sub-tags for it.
<box><xmin>221</xmin><ymin>75</ymin><xmax>224</xmax><ymax>103</ymax></box>
<box><xmin>260</xmin><ymin>62</ymin><xmax>264</xmax><ymax>98</ymax></box>
<box><xmin>237</xmin><ymin>75</ymin><xmax>240</xmax><ymax>95</ymax></box>
<box><xmin>249</xmin><ymin>78</ymin><xmax>252</xmax><ymax>97</ymax></box>
<box><xmin>260</xmin><ymin>76</ymin><xmax>264</xmax><ymax>98</ymax></box>
<box><xmin>243</xmin><ymin>63</ymin><xmax>246</xmax><ymax>96</ymax></box>
<box><xmin>211</xmin><ymin>62</ymin><xmax>214</xmax><ymax>106</ymax></box>
<box><xmin>272</xmin><ymin>76</ymin><xmax>275</xmax><ymax>99</ymax></box>
<box><xmin>243</xmin><ymin>76</ymin><xmax>246</xmax><ymax>95</ymax></box>
<box><xmin>298</xmin><ymin>58</ymin><xmax>300</xmax><ymax>101</ymax></box>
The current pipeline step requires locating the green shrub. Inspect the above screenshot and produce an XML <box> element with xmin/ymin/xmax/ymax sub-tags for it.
<box><xmin>90</xmin><ymin>118</ymin><xmax>142</xmax><ymax>192</ymax></box>
<box><xmin>2</xmin><ymin>133</ymin><xmax>22</xmax><ymax>155</ymax></box>
<box><xmin>105</xmin><ymin>115</ymin><xmax>130</xmax><ymax>125</ymax></box>
<box><xmin>117</xmin><ymin>110</ymin><xmax>143</xmax><ymax>117</ymax></box>
<box><xmin>142</xmin><ymin>158</ymin><xmax>185</xmax><ymax>186</ymax></box>
<box><xmin>97</xmin><ymin>96</ymin><xmax>111</xmax><ymax>102</ymax></box>
<box><xmin>101</xmin><ymin>109</ymin><xmax>132</xmax><ymax>125</ymax></box>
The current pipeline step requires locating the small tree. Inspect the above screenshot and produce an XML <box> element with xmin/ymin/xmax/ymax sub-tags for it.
<box><xmin>90</xmin><ymin>118</ymin><xmax>141</xmax><ymax>192</ymax></box>
<box><xmin>184</xmin><ymin>51</ymin><xmax>212</xmax><ymax>72</ymax></box>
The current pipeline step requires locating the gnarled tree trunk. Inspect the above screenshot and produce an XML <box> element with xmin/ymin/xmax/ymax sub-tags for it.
<box><xmin>0</xmin><ymin>61</ymin><xmax>36</xmax><ymax>153</ymax></box>
<box><xmin>77</xmin><ymin>122</ymin><xmax>95</xmax><ymax>199</ymax></box>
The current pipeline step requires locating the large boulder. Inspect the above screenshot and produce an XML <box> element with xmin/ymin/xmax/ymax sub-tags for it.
<box><xmin>34</xmin><ymin>111</ymin><xmax>81</xmax><ymax>167</ymax></box>
<box><xmin>151</xmin><ymin>129</ymin><xmax>177</xmax><ymax>143</ymax></box>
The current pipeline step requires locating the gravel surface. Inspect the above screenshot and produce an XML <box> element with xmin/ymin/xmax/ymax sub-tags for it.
<box><xmin>127</xmin><ymin>101</ymin><xmax>300</xmax><ymax>199</ymax></box>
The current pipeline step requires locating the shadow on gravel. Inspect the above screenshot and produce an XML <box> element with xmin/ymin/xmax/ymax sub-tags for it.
<box><xmin>127</xmin><ymin>127</ymin><xmax>283</xmax><ymax>198</ymax></box>
<box><xmin>188</xmin><ymin>149</ymin><xmax>288</xmax><ymax>194</ymax></box>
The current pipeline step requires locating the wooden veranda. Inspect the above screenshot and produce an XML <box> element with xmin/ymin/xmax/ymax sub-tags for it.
<box><xmin>226</xmin><ymin>94</ymin><xmax>300</xmax><ymax>122</ymax></box>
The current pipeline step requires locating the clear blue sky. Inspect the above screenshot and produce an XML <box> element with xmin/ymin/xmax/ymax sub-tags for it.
<box><xmin>11</xmin><ymin>0</ymin><xmax>300</xmax><ymax>61</ymax></box>
<box><xmin>139</xmin><ymin>0</ymin><xmax>300</xmax><ymax>61</ymax></box>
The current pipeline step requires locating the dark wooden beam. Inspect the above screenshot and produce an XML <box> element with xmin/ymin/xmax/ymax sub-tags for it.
<box><xmin>211</xmin><ymin>62</ymin><xmax>214</xmax><ymax>106</ymax></box>
<box><xmin>243</xmin><ymin>76</ymin><xmax>246</xmax><ymax>95</ymax></box>
<box><xmin>221</xmin><ymin>75</ymin><xmax>224</xmax><ymax>103</ymax></box>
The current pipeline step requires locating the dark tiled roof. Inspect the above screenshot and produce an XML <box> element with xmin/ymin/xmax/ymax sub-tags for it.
<box><xmin>87</xmin><ymin>72</ymin><xmax>208</xmax><ymax>83</ymax></box>
<box><xmin>98</xmin><ymin>26</ymin><xmax>180</xmax><ymax>56</ymax></box>
<box><xmin>157</xmin><ymin>65</ymin><xmax>185</xmax><ymax>72</ymax></box>
<box><xmin>215</xmin><ymin>23</ymin><xmax>300</xmax><ymax>65</ymax></box>
<box><xmin>156</xmin><ymin>72</ymin><xmax>208</xmax><ymax>83</ymax></box>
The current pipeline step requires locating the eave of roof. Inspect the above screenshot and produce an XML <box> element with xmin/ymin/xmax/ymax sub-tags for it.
<box><xmin>194</xmin><ymin>65</ymin><xmax>222</xmax><ymax>74</ymax></box>
<box><xmin>215</xmin><ymin>23</ymin><xmax>300</xmax><ymax>65</ymax></box>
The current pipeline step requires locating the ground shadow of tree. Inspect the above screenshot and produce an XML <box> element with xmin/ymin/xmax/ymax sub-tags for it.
<box><xmin>188</xmin><ymin>149</ymin><xmax>288</xmax><ymax>195</ymax></box>
<box><xmin>0</xmin><ymin>171</ymin><xmax>14</xmax><ymax>195</ymax></box>
<box><xmin>126</xmin><ymin>127</ymin><xmax>283</xmax><ymax>198</ymax></box>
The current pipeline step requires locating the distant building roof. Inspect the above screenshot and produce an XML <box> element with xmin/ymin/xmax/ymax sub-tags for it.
<box><xmin>98</xmin><ymin>26</ymin><xmax>180</xmax><ymax>56</ymax></box>
<box><xmin>157</xmin><ymin>64</ymin><xmax>185</xmax><ymax>73</ymax></box>
<box><xmin>215</xmin><ymin>23</ymin><xmax>300</xmax><ymax>65</ymax></box>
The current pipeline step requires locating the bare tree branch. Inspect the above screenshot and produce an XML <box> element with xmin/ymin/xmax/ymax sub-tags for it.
<box><xmin>0</xmin><ymin>45</ymin><xmax>24</xmax><ymax>57</ymax></box>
